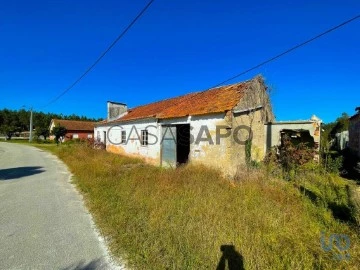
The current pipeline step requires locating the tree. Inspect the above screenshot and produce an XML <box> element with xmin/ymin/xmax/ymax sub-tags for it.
<box><xmin>51</xmin><ymin>125</ymin><xmax>67</xmax><ymax>144</ymax></box>
<box><xmin>321</xmin><ymin>112</ymin><xmax>350</xmax><ymax>153</ymax></box>
<box><xmin>330</xmin><ymin>113</ymin><xmax>349</xmax><ymax>138</ymax></box>
<box><xmin>17</xmin><ymin>109</ymin><xmax>30</xmax><ymax>131</ymax></box>
<box><xmin>0</xmin><ymin>109</ymin><xmax>18</xmax><ymax>139</ymax></box>
<box><xmin>35</xmin><ymin>127</ymin><xmax>50</xmax><ymax>140</ymax></box>
<box><xmin>0</xmin><ymin>108</ymin><xmax>101</xmax><ymax>140</ymax></box>
<box><xmin>0</xmin><ymin>125</ymin><xmax>16</xmax><ymax>140</ymax></box>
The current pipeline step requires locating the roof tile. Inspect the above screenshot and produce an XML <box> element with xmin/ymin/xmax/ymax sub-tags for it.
<box><xmin>52</xmin><ymin>119</ymin><xmax>95</xmax><ymax>131</ymax></box>
<box><xmin>109</xmin><ymin>81</ymin><xmax>248</xmax><ymax>123</ymax></box>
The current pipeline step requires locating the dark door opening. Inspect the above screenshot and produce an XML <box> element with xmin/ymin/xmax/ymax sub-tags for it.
<box><xmin>280</xmin><ymin>129</ymin><xmax>315</xmax><ymax>148</ymax></box>
<box><xmin>176</xmin><ymin>124</ymin><xmax>190</xmax><ymax>165</ymax></box>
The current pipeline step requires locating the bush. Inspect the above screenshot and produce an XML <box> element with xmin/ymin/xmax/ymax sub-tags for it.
<box><xmin>279</xmin><ymin>135</ymin><xmax>314</xmax><ymax>176</ymax></box>
<box><xmin>86</xmin><ymin>138</ymin><xmax>106</xmax><ymax>150</ymax></box>
<box><xmin>264</xmin><ymin>137</ymin><xmax>315</xmax><ymax>180</ymax></box>
<box><xmin>323</xmin><ymin>154</ymin><xmax>343</xmax><ymax>174</ymax></box>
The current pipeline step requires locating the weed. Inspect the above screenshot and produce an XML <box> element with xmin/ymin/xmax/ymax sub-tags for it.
<box><xmin>40</xmin><ymin>144</ymin><xmax>360</xmax><ymax>269</ymax></box>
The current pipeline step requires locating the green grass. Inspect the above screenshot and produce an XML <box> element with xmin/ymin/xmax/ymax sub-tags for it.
<box><xmin>23</xmin><ymin>143</ymin><xmax>360</xmax><ymax>269</ymax></box>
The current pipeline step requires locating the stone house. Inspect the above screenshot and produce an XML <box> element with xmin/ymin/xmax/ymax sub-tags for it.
<box><xmin>49</xmin><ymin>119</ymin><xmax>95</xmax><ymax>141</ymax></box>
<box><xmin>95</xmin><ymin>76</ymin><xmax>274</xmax><ymax>176</ymax></box>
<box><xmin>349</xmin><ymin>107</ymin><xmax>360</xmax><ymax>157</ymax></box>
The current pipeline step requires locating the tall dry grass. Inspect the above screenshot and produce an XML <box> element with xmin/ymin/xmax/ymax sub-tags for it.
<box><xmin>50</xmin><ymin>144</ymin><xmax>360</xmax><ymax>269</ymax></box>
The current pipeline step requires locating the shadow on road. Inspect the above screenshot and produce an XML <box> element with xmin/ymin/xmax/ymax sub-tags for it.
<box><xmin>0</xmin><ymin>166</ymin><xmax>45</xmax><ymax>180</ymax></box>
<box><xmin>61</xmin><ymin>258</ymin><xmax>107</xmax><ymax>270</ymax></box>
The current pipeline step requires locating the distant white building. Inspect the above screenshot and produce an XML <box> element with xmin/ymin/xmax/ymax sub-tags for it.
<box><xmin>335</xmin><ymin>131</ymin><xmax>349</xmax><ymax>151</ymax></box>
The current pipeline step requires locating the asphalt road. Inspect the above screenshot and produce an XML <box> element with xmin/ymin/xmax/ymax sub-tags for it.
<box><xmin>0</xmin><ymin>142</ymin><xmax>123</xmax><ymax>270</ymax></box>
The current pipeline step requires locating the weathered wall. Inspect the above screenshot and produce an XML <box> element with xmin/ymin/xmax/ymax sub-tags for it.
<box><xmin>231</xmin><ymin>109</ymin><xmax>268</xmax><ymax>163</ymax></box>
<box><xmin>96</xmin><ymin>119</ymin><xmax>161</xmax><ymax>164</ymax></box>
<box><xmin>94</xmin><ymin>126</ymin><xmax>106</xmax><ymax>143</ymax></box>
<box><xmin>349</xmin><ymin>114</ymin><xmax>360</xmax><ymax>157</ymax></box>
<box><xmin>264</xmin><ymin>121</ymin><xmax>321</xmax><ymax>150</ymax></box>
<box><xmin>190</xmin><ymin>114</ymin><xmax>232</xmax><ymax>174</ymax></box>
<box><xmin>229</xmin><ymin>77</ymin><xmax>275</xmax><ymax>175</ymax></box>
<box><xmin>96</xmin><ymin>113</ymin><xmax>236</xmax><ymax>174</ymax></box>
<box><xmin>107</xmin><ymin>101</ymin><xmax>127</xmax><ymax>121</ymax></box>
<box><xmin>159</xmin><ymin>114</ymin><xmax>232</xmax><ymax>172</ymax></box>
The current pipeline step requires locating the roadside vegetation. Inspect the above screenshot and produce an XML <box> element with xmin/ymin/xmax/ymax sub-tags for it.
<box><xmin>321</xmin><ymin>112</ymin><xmax>360</xmax><ymax>180</ymax></box>
<box><xmin>29</xmin><ymin>141</ymin><xmax>360</xmax><ymax>270</ymax></box>
<box><xmin>0</xmin><ymin>108</ymin><xmax>101</xmax><ymax>140</ymax></box>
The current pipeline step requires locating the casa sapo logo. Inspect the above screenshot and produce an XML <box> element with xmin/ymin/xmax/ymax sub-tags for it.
<box><xmin>320</xmin><ymin>232</ymin><xmax>351</xmax><ymax>260</ymax></box>
<box><xmin>106</xmin><ymin>125</ymin><xmax>253</xmax><ymax>146</ymax></box>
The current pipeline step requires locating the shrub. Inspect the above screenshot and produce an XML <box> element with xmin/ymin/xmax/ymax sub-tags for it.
<box><xmin>324</xmin><ymin>155</ymin><xmax>343</xmax><ymax>174</ymax></box>
<box><xmin>86</xmin><ymin>138</ymin><xmax>106</xmax><ymax>150</ymax></box>
<box><xmin>279</xmin><ymin>135</ymin><xmax>315</xmax><ymax>174</ymax></box>
<box><xmin>264</xmin><ymin>137</ymin><xmax>315</xmax><ymax>180</ymax></box>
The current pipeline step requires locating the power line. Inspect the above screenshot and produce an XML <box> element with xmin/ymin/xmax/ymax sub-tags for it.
<box><xmin>42</xmin><ymin>0</ymin><xmax>155</xmax><ymax>108</ymax></box>
<box><xmin>211</xmin><ymin>14</ymin><xmax>360</xmax><ymax>88</ymax></box>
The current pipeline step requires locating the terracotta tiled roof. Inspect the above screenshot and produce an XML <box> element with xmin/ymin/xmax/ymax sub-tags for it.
<box><xmin>52</xmin><ymin>119</ymin><xmax>95</xmax><ymax>131</ymax></box>
<box><xmin>108</xmin><ymin>81</ymin><xmax>248</xmax><ymax>123</ymax></box>
<box><xmin>97</xmin><ymin>119</ymin><xmax>108</xmax><ymax>124</ymax></box>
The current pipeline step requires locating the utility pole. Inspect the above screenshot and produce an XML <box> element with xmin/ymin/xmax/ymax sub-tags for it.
<box><xmin>29</xmin><ymin>107</ymin><xmax>33</xmax><ymax>142</ymax></box>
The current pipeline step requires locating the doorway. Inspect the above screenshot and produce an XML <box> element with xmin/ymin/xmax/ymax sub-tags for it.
<box><xmin>176</xmin><ymin>124</ymin><xmax>190</xmax><ymax>165</ymax></box>
<box><xmin>161</xmin><ymin>124</ymin><xmax>190</xmax><ymax>167</ymax></box>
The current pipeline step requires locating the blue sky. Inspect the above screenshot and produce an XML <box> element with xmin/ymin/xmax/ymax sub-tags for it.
<box><xmin>1</xmin><ymin>0</ymin><xmax>359</xmax><ymax>123</ymax></box>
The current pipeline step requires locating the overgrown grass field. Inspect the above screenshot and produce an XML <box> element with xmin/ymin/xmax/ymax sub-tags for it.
<box><xmin>44</xmin><ymin>143</ymin><xmax>360</xmax><ymax>269</ymax></box>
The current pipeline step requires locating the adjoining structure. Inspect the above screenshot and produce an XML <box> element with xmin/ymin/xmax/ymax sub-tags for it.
<box><xmin>264</xmin><ymin>115</ymin><xmax>322</xmax><ymax>160</ymax></box>
<box><xmin>95</xmin><ymin>76</ymin><xmax>274</xmax><ymax>176</ymax></box>
<box><xmin>349</xmin><ymin>107</ymin><xmax>360</xmax><ymax>157</ymax></box>
<box><xmin>49</xmin><ymin>119</ymin><xmax>95</xmax><ymax>141</ymax></box>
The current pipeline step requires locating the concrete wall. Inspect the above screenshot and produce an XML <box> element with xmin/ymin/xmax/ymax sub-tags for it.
<box><xmin>182</xmin><ymin>113</ymin><xmax>232</xmax><ymax>174</ymax></box>
<box><xmin>96</xmin><ymin>119</ymin><xmax>161</xmax><ymax>164</ymax></box>
<box><xmin>107</xmin><ymin>101</ymin><xmax>127</xmax><ymax>121</ymax></box>
<box><xmin>228</xmin><ymin>77</ymin><xmax>275</xmax><ymax>175</ymax></box>
<box><xmin>96</xmin><ymin>114</ymin><xmax>230</xmax><ymax>169</ymax></box>
<box><xmin>264</xmin><ymin>121</ymin><xmax>321</xmax><ymax>149</ymax></box>
<box><xmin>231</xmin><ymin>109</ymin><xmax>268</xmax><ymax>165</ymax></box>
<box><xmin>264</xmin><ymin>120</ymin><xmax>321</xmax><ymax>162</ymax></box>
